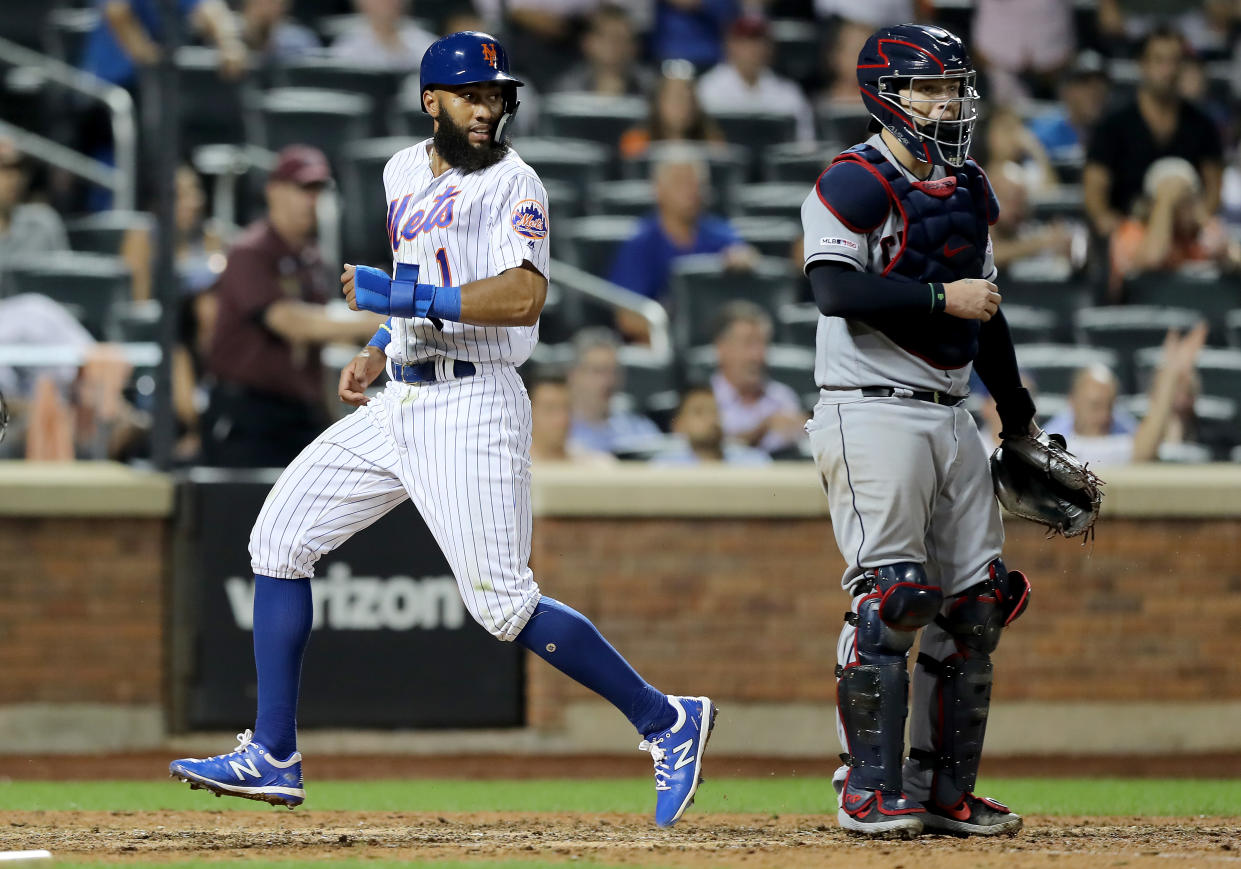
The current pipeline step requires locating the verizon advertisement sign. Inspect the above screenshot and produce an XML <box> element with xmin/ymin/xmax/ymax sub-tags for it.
<box><xmin>172</xmin><ymin>471</ymin><xmax>523</xmax><ymax>730</ymax></box>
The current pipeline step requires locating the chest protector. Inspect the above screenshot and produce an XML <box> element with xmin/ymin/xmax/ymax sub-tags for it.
<box><xmin>832</xmin><ymin>144</ymin><xmax>998</xmax><ymax>369</ymax></box>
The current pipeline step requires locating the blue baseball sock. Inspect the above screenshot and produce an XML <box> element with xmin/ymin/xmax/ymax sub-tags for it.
<box><xmin>251</xmin><ymin>575</ymin><xmax>312</xmax><ymax>760</ymax></box>
<box><xmin>516</xmin><ymin>596</ymin><xmax>676</xmax><ymax>737</ymax></box>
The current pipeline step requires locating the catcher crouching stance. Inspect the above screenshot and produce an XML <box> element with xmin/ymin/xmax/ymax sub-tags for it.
<box><xmin>799</xmin><ymin>24</ymin><xmax>1101</xmax><ymax>838</ymax></box>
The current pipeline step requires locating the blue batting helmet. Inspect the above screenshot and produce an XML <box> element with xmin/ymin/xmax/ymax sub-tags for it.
<box><xmin>419</xmin><ymin>31</ymin><xmax>524</xmax><ymax>142</ymax></box>
<box><xmin>856</xmin><ymin>24</ymin><xmax>978</xmax><ymax>168</ymax></box>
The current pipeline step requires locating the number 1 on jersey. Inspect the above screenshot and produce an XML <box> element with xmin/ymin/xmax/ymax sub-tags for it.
<box><xmin>435</xmin><ymin>248</ymin><xmax>453</xmax><ymax>286</ymax></box>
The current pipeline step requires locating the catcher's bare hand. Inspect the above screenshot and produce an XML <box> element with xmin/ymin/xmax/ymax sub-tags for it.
<box><xmin>339</xmin><ymin>345</ymin><xmax>386</xmax><ymax>406</ymax></box>
<box><xmin>944</xmin><ymin>279</ymin><xmax>1001</xmax><ymax>321</ymax></box>
<box><xmin>341</xmin><ymin>264</ymin><xmax>358</xmax><ymax>311</ymax></box>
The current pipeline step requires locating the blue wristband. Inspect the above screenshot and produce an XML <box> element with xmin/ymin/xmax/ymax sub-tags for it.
<box><xmin>425</xmin><ymin>284</ymin><xmax>462</xmax><ymax>322</ymax></box>
<box><xmin>366</xmin><ymin>318</ymin><xmax>393</xmax><ymax>349</ymax></box>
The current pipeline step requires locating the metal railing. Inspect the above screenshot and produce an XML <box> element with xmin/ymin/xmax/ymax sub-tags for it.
<box><xmin>548</xmin><ymin>259</ymin><xmax>672</xmax><ymax>358</ymax></box>
<box><xmin>0</xmin><ymin>35</ymin><xmax>136</xmax><ymax>210</ymax></box>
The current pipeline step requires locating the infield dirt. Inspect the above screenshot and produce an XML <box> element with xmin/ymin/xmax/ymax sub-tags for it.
<box><xmin>2</xmin><ymin>811</ymin><xmax>1238</xmax><ymax>867</ymax></box>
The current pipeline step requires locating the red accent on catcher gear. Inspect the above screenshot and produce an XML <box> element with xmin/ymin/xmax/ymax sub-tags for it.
<box><xmin>914</xmin><ymin>176</ymin><xmax>958</xmax><ymax>198</ymax></box>
<box><xmin>857</xmin><ymin>38</ymin><xmax>948</xmax><ymax>72</ymax></box>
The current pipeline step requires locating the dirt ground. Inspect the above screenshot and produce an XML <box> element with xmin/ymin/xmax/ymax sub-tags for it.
<box><xmin>1</xmin><ymin>810</ymin><xmax>1239</xmax><ymax>867</ymax></box>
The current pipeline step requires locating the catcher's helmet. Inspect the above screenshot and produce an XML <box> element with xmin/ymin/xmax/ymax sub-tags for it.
<box><xmin>419</xmin><ymin>31</ymin><xmax>523</xmax><ymax>143</ymax></box>
<box><xmin>856</xmin><ymin>24</ymin><xmax>978</xmax><ymax>167</ymax></box>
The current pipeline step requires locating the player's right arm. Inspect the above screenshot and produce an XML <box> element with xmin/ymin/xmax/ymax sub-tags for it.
<box><xmin>802</xmin><ymin>162</ymin><xmax>1000</xmax><ymax>322</ymax></box>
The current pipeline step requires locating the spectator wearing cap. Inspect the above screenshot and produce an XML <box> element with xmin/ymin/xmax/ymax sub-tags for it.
<box><xmin>696</xmin><ymin>16</ymin><xmax>815</xmax><ymax>142</ymax></box>
<box><xmin>0</xmin><ymin>138</ymin><xmax>68</xmax><ymax>278</ymax></box>
<box><xmin>1084</xmin><ymin>25</ymin><xmax>1223</xmax><ymax>239</ymax></box>
<box><xmin>202</xmin><ymin>146</ymin><xmax>383</xmax><ymax>468</ymax></box>
<box><xmin>1027</xmin><ymin>51</ymin><xmax>1110</xmax><ymax>163</ymax></box>
<box><xmin>1109</xmin><ymin>157</ymin><xmax>1240</xmax><ymax>297</ymax></box>
<box><xmin>709</xmin><ymin>301</ymin><xmax>806</xmax><ymax>455</ymax></box>
<box><xmin>329</xmin><ymin>0</ymin><xmax>436</xmax><ymax>72</ymax></box>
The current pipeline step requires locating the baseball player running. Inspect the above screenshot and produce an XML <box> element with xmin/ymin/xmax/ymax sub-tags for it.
<box><xmin>170</xmin><ymin>31</ymin><xmax>715</xmax><ymax>828</ymax></box>
<box><xmin>801</xmin><ymin>24</ymin><xmax>1033</xmax><ymax>838</ymax></box>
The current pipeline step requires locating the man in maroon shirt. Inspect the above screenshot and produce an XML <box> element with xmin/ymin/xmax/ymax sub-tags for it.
<box><xmin>203</xmin><ymin>145</ymin><xmax>381</xmax><ymax>467</ymax></box>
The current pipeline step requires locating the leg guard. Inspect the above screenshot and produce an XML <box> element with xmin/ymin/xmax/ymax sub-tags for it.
<box><xmin>913</xmin><ymin>559</ymin><xmax>1029</xmax><ymax>801</ymax></box>
<box><xmin>838</xmin><ymin>563</ymin><xmax>942</xmax><ymax>794</ymax></box>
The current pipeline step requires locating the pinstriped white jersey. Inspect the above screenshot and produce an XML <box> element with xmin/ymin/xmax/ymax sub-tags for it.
<box><xmin>381</xmin><ymin>139</ymin><xmax>550</xmax><ymax>366</ymax></box>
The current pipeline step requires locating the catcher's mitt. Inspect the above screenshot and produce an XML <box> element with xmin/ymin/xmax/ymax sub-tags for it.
<box><xmin>990</xmin><ymin>431</ymin><xmax>1103</xmax><ymax>539</ymax></box>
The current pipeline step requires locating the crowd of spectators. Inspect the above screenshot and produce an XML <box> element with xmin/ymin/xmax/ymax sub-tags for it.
<box><xmin>3</xmin><ymin>0</ymin><xmax>1241</xmax><ymax>467</ymax></box>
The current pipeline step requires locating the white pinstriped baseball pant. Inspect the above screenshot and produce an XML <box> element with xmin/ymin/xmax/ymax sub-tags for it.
<box><xmin>248</xmin><ymin>364</ymin><xmax>541</xmax><ymax>640</ymax></box>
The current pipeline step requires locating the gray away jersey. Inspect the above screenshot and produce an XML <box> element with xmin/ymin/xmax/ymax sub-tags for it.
<box><xmin>800</xmin><ymin>134</ymin><xmax>997</xmax><ymax>396</ymax></box>
<box><xmin>383</xmin><ymin>140</ymin><xmax>551</xmax><ymax>366</ymax></box>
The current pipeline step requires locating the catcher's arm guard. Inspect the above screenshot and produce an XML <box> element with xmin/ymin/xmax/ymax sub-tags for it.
<box><xmin>990</xmin><ymin>430</ymin><xmax>1104</xmax><ymax>539</ymax></box>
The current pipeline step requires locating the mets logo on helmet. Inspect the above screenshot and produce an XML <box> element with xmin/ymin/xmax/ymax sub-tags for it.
<box><xmin>482</xmin><ymin>43</ymin><xmax>498</xmax><ymax>68</ymax></box>
<box><xmin>511</xmin><ymin>199</ymin><xmax>548</xmax><ymax>240</ymax></box>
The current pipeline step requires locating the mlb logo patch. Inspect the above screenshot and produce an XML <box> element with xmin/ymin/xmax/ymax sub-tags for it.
<box><xmin>511</xmin><ymin>199</ymin><xmax>548</xmax><ymax>240</ymax></box>
<box><xmin>820</xmin><ymin>237</ymin><xmax>858</xmax><ymax>250</ymax></box>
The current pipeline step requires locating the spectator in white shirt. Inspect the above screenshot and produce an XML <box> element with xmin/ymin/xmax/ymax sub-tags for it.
<box><xmin>329</xmin><ymin>0</ymin><xmax>436</xmax><ymax>72</ymax></box>
<box><xmin>696</xmin><ymin>16</ymin><xmax>815</xmax><ymax>143</ymax></box>
<box><xmin>709</xmin><ymin>301</ymin><xmax>806</xmax><ymax>455</ymax></box>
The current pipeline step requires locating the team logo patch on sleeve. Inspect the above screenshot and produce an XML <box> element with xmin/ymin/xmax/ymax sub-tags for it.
<box><xmin>511</xmin><ymin>199</ymin><xmax>548</xmax><ymax>240</ymax></box>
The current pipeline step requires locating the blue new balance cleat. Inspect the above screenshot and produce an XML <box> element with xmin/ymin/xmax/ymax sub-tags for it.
<box><xmin>639</xmin><ymin>695</ymin><xmax>717</xmax><ymax>827</ymax></box>
<box><xmin>169</xmin><ymin>729</ymin><xmax>305</xmax><ymax>808</ymax></box>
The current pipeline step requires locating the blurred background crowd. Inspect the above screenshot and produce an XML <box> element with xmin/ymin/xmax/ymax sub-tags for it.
<box><xmin>2</xmin><ymin>0</ymin><xmax>1241</xmax><ymax>469</ymax></box>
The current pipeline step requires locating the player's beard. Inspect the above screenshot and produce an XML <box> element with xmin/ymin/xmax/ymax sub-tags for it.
<box><xmin>433</xmin><ymin>111</ymin><xmax>509</xmax><ymax>174</ymax></box>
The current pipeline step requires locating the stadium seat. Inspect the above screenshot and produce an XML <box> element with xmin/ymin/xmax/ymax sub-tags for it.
<box><xmin>339</xmin><ymin>137</ymin><xmax>405</xmax><ymax>267</ymax></box>
<box><xmin>592</xmin><ymin>180</ymin><xmax>655</xmax><ymax>217</ymax></box>
<box><xmin>777</xmin><ymin>302</ymin><xmax>818</xmax><ymax>348</ymax></box>
<box><xmin>1014</xmin><ymin>343</ymin><xmax>1119</xmax><ymax>395</ymax></box>
<box><xmin>765</xmin><ymin>141</ymin><xmax>838</xmax><ymax>184</ymax></box>
<box><xmin>1075</xmin><ymin>306</ymin><xmax>1202</xmax><ymax>393</ymax></box>
<box><xmin>730</xmin><ymin>217</ymin><xmax>800</xmax><ymax>259</ymax></box>
<box><xmin>251</xmin><ymin>87</ymin><xmax>372</xmax><ymax>172</ymax></box>
<box><xmin>1121</xmin><ymin>393</ymin><xmax>1237</xmax><ymax>460</ymax></box>
<box><xmin>559</xmin><ymin>215</ymin><xmax>638</xmax><ymax>279</ymax></box>
<box><xmin>769</xmin><ymin>18</ymin><xmax>820</xmax><ymax>86</ymax></box>
<box><xmin>543</xmin><ymin>178</ymin><xmax>581</xmax><ymax>221</ymax></box>
<box><xmin>0</xmin><ymin>253</ymin><xmax>132</xmax><ymax>339</ymax></box>
<box><xmin>617</xmin><ymin>346</ymin><xmax>679</xmax><ymax>416</ymax></box>
<box><xmin>44</xmin><ymin>6</ymin><xmax>97</xmax><ymax>63</ymax></box>
<box><xmin>274</xmin><ymin>60</ymin><xmax>403</xmax><ymax>138</ymax></box>
<box><xmin>66</xmin><ymin>211</ymin><xmax>154</xmax><ymax>256</ymax></box>
<box><xmin>1123</xmin><ymin>273</ymin><xmax>1241</xmax><ymax>344</ymax></box>
<box><xmin>735</xmin><ymin>183</ymin><xmax>809</xmax><ymax>223</ymax></box>
<box><xmin>394</xmin><ymin>91</ymin><xmax>442</xmax><ymax>141</ymax></box>
<box><xmin>815</xmin><ymin>103</ymin><xmax>873</xmax><ymax>149</ymax></box>
<box><xmin>1003</xmin><ymin>278</ymin><xmax>1095</xmax><ymax>342</ymax></box>
<box><xmin>711</xmin><ymin>111</ymin><xmax>800</xmax><ymax>179</ymax></box>
<box><xmin>177</xmin><ymin>47</ymin><xmax>255</xmax><ymax>151</ymax></box>
<box><xmin>1135</xmin><ymin>346</ymin><xmax>1241</xmax><ymax>404</ymax></box>
<box><xmin>1029</xmin><ymin>185</ymin><xmax>1085</xmax><ymax>222</ymax></box>
<box><xmin>109</xmin><ymin>300</ymin><xmax>162</xmax><ymax>343</ymax></box>
<box><xmin>669</xmin><ymin>255</ymin><xmax>796</xmax><ymax>351</ymax></box>
<box><xmin>510</xmin><ymin>137</ymin><xmax>609</xmax><ymax>194</ymax></box>
<box><xmin>1003</xmin><ymin>304</ymin><xmax>1058</xmax><ymax>346</ymax></box>
<box><xmin>621</xmin><ymin>142</ymin><xmax>748</xmax><ymax>214</ymax></box>
<box><xmin>541</xmin><ymin>94</ymin><xmax>646</xmax><ymax>153</ymax></box>
<box><xmin>1228</xmin><ymin>310</ymin><xmax>1241</xmax><ymax>349</ymax></box>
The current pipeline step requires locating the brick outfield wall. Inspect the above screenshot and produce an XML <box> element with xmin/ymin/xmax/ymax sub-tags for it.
<box><xmin>3</xmin><ymin>515</ymin><xmax>1239</xmax><ymax>728</ymax></box>
<box><xmin>526</xmin><ymin>517</ymin><xmax>1241</xmax><ymax>728</ymax></box>
<box><xmin>0</xmin><ymin>518</ymin><xmax>166</xmax><ymax>706</ymax></box>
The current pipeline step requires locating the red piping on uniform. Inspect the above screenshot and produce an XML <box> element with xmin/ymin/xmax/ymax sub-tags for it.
<box><xmin>835</xmin><ymin>154</ymin><xmax>911</xmax><ymax>277</ymax></box>
<box><xmin>816</xmin><ymin>166</ymin><xmax>881</xmax><ymax>233</ymax></box>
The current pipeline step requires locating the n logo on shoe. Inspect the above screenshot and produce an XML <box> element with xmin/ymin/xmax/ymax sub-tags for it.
<box><xmin>229</xmin><ymin>757</ymin><xmax>261</xmax><ymax>781</ymax></box>
<box><xmin>672</xmin><ymin>739</ymin><xmax>695</xmax><ymax>771</ymax></box>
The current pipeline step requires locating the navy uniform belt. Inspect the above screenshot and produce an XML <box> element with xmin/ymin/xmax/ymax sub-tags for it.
<box><xmin>860</xmin><ymin>387</ymin><xmax>966</xmax><ymax>406</ymax></box>
<box><xmin>388</xmin><ymin>358</ymin><xmax>476</xmax><ymax>385</ymax></box>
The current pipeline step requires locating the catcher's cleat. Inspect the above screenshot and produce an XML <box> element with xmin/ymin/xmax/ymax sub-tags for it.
<box><xmin>836</xmin><ymin>776</ymin><xmax>924</xmax><ymax>838</ymax></box>
<box><xmin>640</xmin><ymin>695</ymin><xmax>716</xmax><ymax>827</ymax></box>
<box><xmin>921</xmin><ymin>793</ymin><xmax>1023</xmax><ymax>836</ymax></box>
<box><xmin>169</xmin><ymin>729</ymin><xmax>305</xmax><ymax>808</ymax></box>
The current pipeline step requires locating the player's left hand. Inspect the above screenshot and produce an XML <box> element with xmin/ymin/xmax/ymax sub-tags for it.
<box><xmin>341</xmin><ymin>264</ymin><xmax>357</xmax><ymax>310</ymax></box>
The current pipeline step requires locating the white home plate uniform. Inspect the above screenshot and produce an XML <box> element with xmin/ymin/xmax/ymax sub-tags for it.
<box><xmin>800</xmin><ymin>134</ymin><xmax>1005</xmax><ymax>799</ymax></box>
<box><xmin>249</xmin><ymin>140</ymin><xmax>549</xmax><ymax>641</ymax></box>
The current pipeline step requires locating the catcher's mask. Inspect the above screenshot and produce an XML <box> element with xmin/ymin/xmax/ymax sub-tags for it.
<box><xmin>856</xmin><ymin>24</ymin><xmax>980</xmax><ymax>168</ymax></box>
